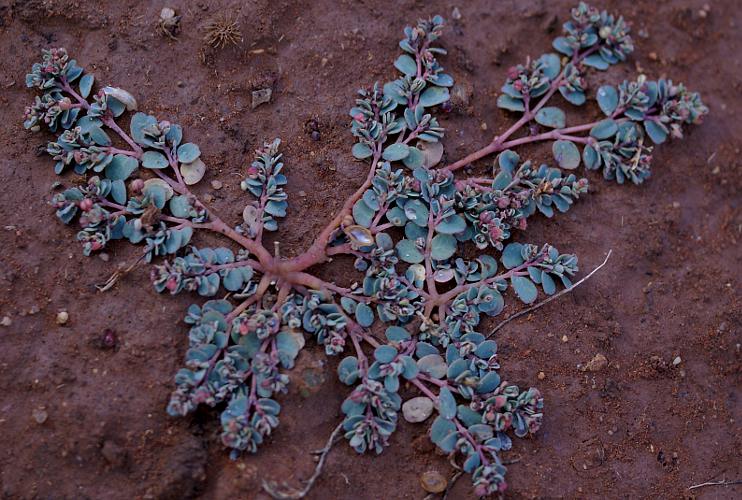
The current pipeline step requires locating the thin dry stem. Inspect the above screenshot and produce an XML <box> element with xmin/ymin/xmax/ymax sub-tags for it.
<box><xmin>261</xmin><ymin>422</ymin><xmax>344</xmax><ymax>499</ymax></box>
<box><xmin>487</xmin><ymin>249</ymin><xmax>613</xmax><ymax>339</ymax></box>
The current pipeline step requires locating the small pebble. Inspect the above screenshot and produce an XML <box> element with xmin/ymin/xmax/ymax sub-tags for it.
<box><xmin>32</xmin><ymin>408</ymin><xmax>48</xmax><ymax>424</ymax></box>
<box><xmin>672</xmin><ymin>356</ymin><xmax>682</xmax><ymax>366</ymax></box>
<box><xmin>211</xmin><ymin>180</ymin><xmax>223</xmax><ymax>190</ymax></box>
<box><xmin>56</xmin><ymin>310</ymin><xmax>69</xmax><ymax>325</ymax></box>
<box><xmin>310</xmin><ymin>130</ymin><xmax>320</xmax><ymax>141</ymax></box>
<box><xmin>480</xmin><ymin>121</ymin><xmax>488</xmax><ymax>131</ymax></box>
<box><xmin>403</xmin><ymin>396</ymin><xmax>434</xmax><ymax>423</ymax></box>
<box><xmin>251</xmin><ymin>88</ymin><xmax>272</xmax><ymax>109</ymax></box>
<box><xmin>537</xmin><ymin>371</ymin><xmax>546</xmax><ymax>380</ymax></box>
<box><xmin>298</xmin><ymin>191</ymin><xmax>307</xmax><ymax>197</ymax></box>
<box><xmin>203</xmin><ymin>193</ymin><xmax>215</xmax><ymax>203</ymax></box>
<box><xmin>648</xmin><ymin>51</ymin><xmax>658</xmax><ymax>61</ymax></box>
<box><xmin>672</xmin><ymin>201</ymin><xmax>681</xmax><ymax>209</ymax></box>
<box><xmin>561</xmin><ymin>335</ymin><xmax>569</xmax><ymax>343</ymax></box>
<box><xmin>0</xmin><ymin>316</ymin><xmax>11</xmax><ymax>327</ymax></box>
<box><xmin>582</xmin><ymin>353</ymin><xmax>608</xmax><ymax>372</ymax></box>
<box><xmin>28</xmin><ymin>305</ymin><xmax>40</xmax><ymax>315</ymax></box>
<box><xmin>98</xmin><ymin>252</ymin><xmax>110</xmax><ymax>262</ymax></box>
<box><xmin>420</xmin><ymin>470</ymin><xmax>447</xmax><ymax>493</ymax></box>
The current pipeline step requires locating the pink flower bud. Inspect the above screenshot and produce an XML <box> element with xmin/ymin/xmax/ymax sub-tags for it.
<box><xmin>80</xmin><ymin>198</ymin><xmax>93</xmax><ymax>211</ymax></box>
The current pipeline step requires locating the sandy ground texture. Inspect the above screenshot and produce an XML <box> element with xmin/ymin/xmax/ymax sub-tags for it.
<box><xmin>0</xmin><ymin>0</ymin><xmax>739</xmax><ymax>498</ymax></box>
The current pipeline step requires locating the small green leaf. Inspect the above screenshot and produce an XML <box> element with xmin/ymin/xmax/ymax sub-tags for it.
<box><xmin>385</xmin><ymin>326</ymin><xmax>410</xmax><ymax>342</ymax></box>
<box><xmin>584</xmin><ymin>54</ymin><xmax>609</xmax><ymax>70</ymax></box>
<box><xmin>352</xmin><ymin>199</ymin><xmax>375</xmax><ymax>228</ymax></box>
<box><xmin>169</xmin><ymin>195</ymin><xmax>192</xmax><ymax>218</ymax></box>
<box><xmin>396</xmin><ymin>239</ymin><xmax>424</xmax><ymax>264</ymax></box>
<box><xmin>512</xmin><ymin>276</ymin><xmax>538</xmax><ymax>304</ymax></box>
<box><xmin>497</xmin><ymin>94</ymin><xmax>525</xmax><ymax>112</ymax></box>
<box><xmin>590</xmin><ymin>119</ymin><xmax>618</xmax><ymax>139</ymax></box>
<box><xmin>355</xmin><ymin>302</ymin><xmax>374</xmax><ymax>327</ymax></box>
<box><xmin>438</xmin><ymin>387</ymin><xmax>457</xmax><ymax>420</ymax></box>
<box><xmin>582</xmin><ymin>144</ymin><xmax>601</xmax><ymax>170</ymax></box>
<box><xmin>352</xmin><ymin>142</ymin><xmax>373</xmax><ymax>160</ymax></box>
<box><xmin>559</xmin><ymin>88</ymin><xmax>586</xmax><ymax>106</ymax></box>
<box><xmin>430</xmin><ymin>415</ymin><xmax>456</xmax><ymax>445</ymax></box>
<box><xmin>177</xmin><ymin>143</ymin><xmax>201</xmax><ymax>163</ymax></box>
<box><xmin>535</xmin><ymin>107</ymin><xmax>566</xmax><ymax>129</ymax></box>
<box><xmin>394</xmin><ymin>54</ymin><xmax>417</xmax><ymax>76</ymax></box>
<box><xmin>596</xmin><ymin>85</ymin><xmax>619</xmax><ymax>116</ymax></box>
<box><xmin>644</xmin><ymin>120</ymin><xmax>668</xmax><ymax>144</ymax></box>
<box><xmin>110</xmin><ymin>180</ymin><xmax>126</xmax><ymax>204</ymax></box>
<box><xmin>382</xmin><ymin>143</ymin><xmax>410</xmax><ymax>162</ymax></box>
<box><xmin>374</xmin><ymin>345</ymin><xmax>398</xmax><ymax>364</ymax></box>
<box><xmin>104</xmin><ymin>154</ymin><xmax>138</xmax><ymax>181</ymax></box>
<box><xmin>338</xmin><ymin>356</ymin><xmax>360</xmax><ymax>385</ymax></box>
<box><xmin>552</xmin><ymin>37</ymin><xmax>574</xmax><ymax>56</ymax></box>
<box><xmin>419</xmin><ymin>86</ymin><xmax>450</xmax><ymax>107</ymax></box>
<box><xmin>79</xmin><ymin>73</ymin><xmax>94</xmax><ymax>99</ymax></box>
<box><xmin>539</xmin><ymin>53</ymin><xmax>561</xmax><ymax>79</ymax></box>
<box><xmin>142</xmin><ymin>151</ymin><xmax>169</xmax><ymax>169</ymax></box>
<box><xmin>430</xmin><ymin>234</ymin><xmax>457</xmax><ymax>261</ymax></box>
<box><xmin>552</xmin><ymin>140</ymin><xmax>581</xmax><ymax>169</ymax></box>
<box><xmin>402</xmin><ymin>146</ymin><xmax>424</xmax><ymax>169</ymax></box>
<box><xmin>498</xmin><ymin>150</ymin><xmax>520</xmax><ymax>172</ymax></box>
<box><xmin>436</xmin><ymin>214</ymin><xmax>466</xmax><ymax>235</ymax></box>
<box><xmin>501</xmin><ymin>242</ymin><xmax>524</xmax><ymax>269</ymax></box>
<box><xmin>403</xmin><ymin>199</ymin><xmax>428</xmax><ymax>227</ymax></box>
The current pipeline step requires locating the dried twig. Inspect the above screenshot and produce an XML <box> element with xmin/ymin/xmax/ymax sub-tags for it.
<box><xmin>262</xmin><ymin>422</ymin><xmax>344</xmax><ymax>499</ymax></box>
<box><xmin>487</xmin><ymin>249</ymin><xmax>612</xmax><ymax>339</ymax></box>
<box><xmin>96</xmin><ymin>254</ymin><xmax>146</xmax><ymax>292</ymax></box>
<box><xmin>688</xmin><ymin>479</ymin><xmax>742</xmax><ymax>490</ymax></box>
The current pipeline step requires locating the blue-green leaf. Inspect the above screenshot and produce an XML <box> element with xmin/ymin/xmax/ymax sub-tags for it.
<box><xmin>590</xmin><ymin>119</ymin><xmax>618</xmax><ymax>139</ymax></box>
<box><xmin>552</xmin><ymin>140</ymin><xmax>581</xmax><ymax>169</ymax></box>
<box><xmin>501</xmin><ymin>242</ymin><xmax>524</xmax><ymax>269</ymax></box>
<box><xmin>431</xmin><ymin>234</ymin><xmax>457</xmax><ymax>261</ymax></box>
<box><xmin>644</xmin><ymin>120</ymin><xmax>668</xmax><ymax>144</ymax></box>
<box><xmin>394</xmin><ymin>54</ymin><xmax>417</xmax><ymax>76</ymax></box>
<box><xmin>396</xmin><ymin>239</ymin><xmax>424</xmax><ymax>264</ymax></box>
<box><xmin>110</xmin><ymin>180</ymin><xmax>126</xmax><ymax>204</ymax></box>
<box><xmin>382</xmin><ymin>143</ymin><xmax>410</xmax><ymax>162</ymax></box>
<box><xmin>497</xmin><ymin>94</ymin><xmax>525</xmax><ymax>112</ymax></box>
<box><xmin>338</xmin><ymin>356</ymin><xmax>360</xmax><ymax>385</ymax></box>
<box><xmin>79</xmin><ymin>74</ymin><xmax>94</xmax><ymax>99</ymax></box>
<box><xmin>582</xmin><ymin>144</ymin><xmax>601</xmax><ymax>170</ymax></box>
<box><xmin>385</xmin><ymin>326</ymin><xmax>410</xmax><ymax>342</ymax></box>
<box><xmin>104</xmin><ymin>154</ymin><xmax>138</xmax><ymax>181</ymax></box>
<box><xmin>584</xmin><ymin>54</ymin><xmax>609</xmax><ymax>70</ymax></box>
<box><xmin>355</xmin><ymin>302</ymin><xmax>374</xmax><ymax>327</ymax></box>
<box><xmin>535</xmin><ymin>107</ymin><xmax>566</xmax><ymax>128</ymax></box>
<box><xmin>374</xmin><ymin>345</ymin><xmax>398</xmax><ymax>364</ymax></box>
<box><xmin>596</xmin><ymin>85</ymin><xmax>618</xmax><ymax>116</ymax></box>
<box><xmin>177</xmin><ymin>143</ymin><xmax>201</xmax><ymax>163</ymax></box>
<box><xmin>438</xmin><ymin>387</ymin><xmax>457</xmax><ymax>420</ymax></box>
<box><xmin>142</xmin><ymin>151</ymin><xmax>169</xmax><ymax>169</ymax></box>
<box><xmin>419</xmin><ymin>86</ymin><xmax>450</xmax><ymax>107</ymax></box>
<box><xmin>352</xmin><ymin>142</ymin><xmax>373</xmax><ymax>160</ymax></box>
<box><xmin>512</xmin><ymin>276</ymin><xmax>538</xmax><ymax>304</ymax></box>
<box><xmin>436</xmin><ymin>214</ymin><xmax>466</xmax><ymax>235</ymax></box>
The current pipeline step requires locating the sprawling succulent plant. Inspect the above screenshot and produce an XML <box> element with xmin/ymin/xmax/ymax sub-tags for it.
<box><xmin>24</xmin><ymin>3</ymin><xmax>706</xmax><ymax>496</ymax></box>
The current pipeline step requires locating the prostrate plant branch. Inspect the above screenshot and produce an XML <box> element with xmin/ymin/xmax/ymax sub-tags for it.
<box><xmin>24</xmin><ymin>3</ymin><xmax>707</xmax><ymax>497</ymax></box>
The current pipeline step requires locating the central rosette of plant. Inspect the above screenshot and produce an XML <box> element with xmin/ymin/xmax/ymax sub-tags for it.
<box><xmin>24</xmin><ymin>3</ymin><xmax>707</xmax><ymax>496</ymax></box>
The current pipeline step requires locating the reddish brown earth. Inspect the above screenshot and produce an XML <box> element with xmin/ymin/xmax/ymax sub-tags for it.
<box><xmin>0</xmin><ymin>0</ymin><xmax>740</xmax><ymax>498</ymax></box>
